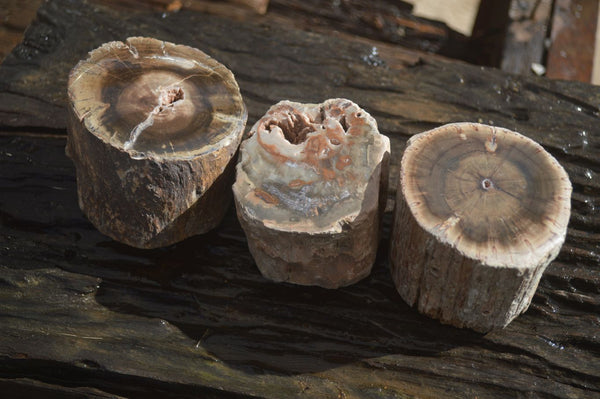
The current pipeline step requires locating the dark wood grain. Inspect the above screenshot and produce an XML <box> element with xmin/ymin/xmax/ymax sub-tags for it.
<box><xmin>266</xmin><ymin>0</ymin><xmax>468</xmax><ymax>57</ymax></box>
<box><xmin>0</xmin><ymin>0</ymin><xmax>599</xmax><ymax>397</ymax></box>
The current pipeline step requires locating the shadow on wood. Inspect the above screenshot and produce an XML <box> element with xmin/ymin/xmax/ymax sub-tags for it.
<box><xmin>0</xmin><ymin>136</ymin><xmax>481</xmax><ymax>377</ymax></box>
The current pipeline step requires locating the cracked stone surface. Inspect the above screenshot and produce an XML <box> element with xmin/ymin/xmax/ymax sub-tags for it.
<box><xmin>66</xmin><ymin>37</ymin><xmax>247</xmax><ymax>248</ymax></box>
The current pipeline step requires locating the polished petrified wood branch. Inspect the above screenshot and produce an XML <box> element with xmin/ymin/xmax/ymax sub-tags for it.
<box><xmin>66</xmin><ymin>37</ymin><xmax>247</xmax><ymax>248</ymax></box>
<box><xmin>390</xmin><ymin>122</ymin><xmax>572</xmax><ymax>332</ymax></box>
<box><xmin>233</xmin><ymin>99</ymin><xmax>390</xmax><ymax>288</ymax></box>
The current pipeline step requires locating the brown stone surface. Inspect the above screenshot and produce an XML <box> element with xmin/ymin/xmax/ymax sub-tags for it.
<box><xmin>66</xmin><ymin>37</ymin><xmax>247</xmax><ymax>248</ymax></box>
<box><xmin>233</xmin><ymin>99</ymin><xmax>390</xmax><ymax>288</ymax></box>
<box><xmin>390</xmin><ymin>123</ymin><xmax>572</xmax><ymax>332</ymax></box>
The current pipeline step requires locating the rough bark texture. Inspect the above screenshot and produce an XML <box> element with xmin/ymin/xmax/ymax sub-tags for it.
<box><xmin>66</xmin><ymin>38</ymin><xmax>247</xmax><ymax>248</ymax></box>
<box><xmin>391</xmin><ymin>190</ymin><xmax>552</xmax><ymax>332</ymax></box>
<box><xmin>237</xmin><ymin>195</ymin><xmax>381</xmax><ymax>288</ymax></box>
<box><xmin>67</xmin><ymin>108</ymin><xmax>239</xmax><ymax>248</ymax></box>
<box><xmin>267</xmin><ymin>0</ymin><xmax>468</xmax><ymax>57</ymax></box>
<box><xmin>0</xmin><ymin>0</ymin><xmax>599</xmax><ymax>397</ymax></box>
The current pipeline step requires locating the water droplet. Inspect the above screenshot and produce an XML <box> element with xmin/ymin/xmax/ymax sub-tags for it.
<box><xmin>542</xmin><ymin>337</ymin><xmax>565</xmax><ymax>350</ymax></box>
<box><xmin>361</xmin><ymin>46</ymin><xmax>384</xmax><ymax>67</ymax></box>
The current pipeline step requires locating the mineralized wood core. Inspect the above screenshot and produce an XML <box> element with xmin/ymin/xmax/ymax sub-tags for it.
<box><xmin>66</xmin><ymin>37</ymin><xmax>247</xmax><ymax>248</ymax></box>
<box><xmin>391</xmin><ymin>122</ymin><xmax>572</xmax><ymax>332</ymax></box>
<box><xmin>234</xmin><ymin>99</ymin><xmax>390</xmax><ymax>288</ymax></box>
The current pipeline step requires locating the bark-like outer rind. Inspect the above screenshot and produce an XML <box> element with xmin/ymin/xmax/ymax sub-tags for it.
<box><xmin>236</xmin><ymin>161</ymin><xmax>386</xmax><ymax>289</ymax></box>
<box><xmin>234</xmin><ymin>99</ymin><xmax>390</xmax><ymax>289</ymax></box>
<box><xmin>66</xmin><ymin>38</ymin><xmax>247</xmax><ymax>248</ymax></box>
<box><xmin>66</xmin><ymin>105</ymin><xmax>242</xmax><ymax>248</ymax></box>
<box><xmin>390</xmin><ymin>122</ymin><xmax>572</xmax><ymax>332</ymax></box>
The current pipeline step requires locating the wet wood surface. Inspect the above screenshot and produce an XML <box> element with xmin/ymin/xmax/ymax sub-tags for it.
<box><xmin>1</xmin><ymin>0</ymin><xmax>599</xmax><ymax>397</ymax></box>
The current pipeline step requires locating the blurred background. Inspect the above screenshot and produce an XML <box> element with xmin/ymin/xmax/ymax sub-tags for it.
<box><xmin>1</xmin><ymin>0</ymin><xmax>598</xmax><ymax>83</ymax></box>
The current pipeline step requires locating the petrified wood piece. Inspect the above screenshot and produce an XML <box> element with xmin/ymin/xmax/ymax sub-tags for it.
<box><xmin>66</xmin><ymin>37</ymin><xmax>247</xmax><ymax>248</ymax></box>
<box><xmin>233</xmin><ymin>99</ymin><xmax>390</xmax><ymax>288</ymax></box>
<box><xmin>390</xmin><ymin>123</ymin><xmax>572</xmax><ymax>332</ymax></box>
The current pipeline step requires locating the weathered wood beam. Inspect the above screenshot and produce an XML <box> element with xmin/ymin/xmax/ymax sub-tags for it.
<box><xmin>267</xmin><ymin>0</ymin><xmax>468</xmax><ymax>57</ymax></box>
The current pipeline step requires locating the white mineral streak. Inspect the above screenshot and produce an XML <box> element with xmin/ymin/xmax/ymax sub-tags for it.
<box><xmin>123</xmin><ymin>105</ymin><xmax>159</xmax><ymax>150</ymax></box>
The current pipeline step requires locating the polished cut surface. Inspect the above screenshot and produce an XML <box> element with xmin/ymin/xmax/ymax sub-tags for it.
<box><xmin>68</xmin><ymin>36</ymin><xmax>246</xmax><ymax>159</ymax></box>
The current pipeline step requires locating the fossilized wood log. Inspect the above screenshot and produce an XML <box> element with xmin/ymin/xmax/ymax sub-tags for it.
<box><xmin>390</xmin><ymin>123</ymin><xmax>572</xmax><ymax>332</ymax></box>
<box><xmin>66</xmin><ymin>37</ymin><xmax>247</xmax><ymax>248</ymax></box>
<box><xmin>233</xmin><ymin>99</ymin><xmax>390</xmax><ymax>288</ymax></box>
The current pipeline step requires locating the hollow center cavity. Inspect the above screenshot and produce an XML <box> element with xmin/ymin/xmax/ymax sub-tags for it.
<box><xmin>271</xmin><ymin>111</ymin><xmax>313</xmax><ymax>145</ymax></box>
<box><xmin>481</xmin><ymin>178</ymin><xmax>494</xmax><ymax>190</ymax></box>
<box><xmin>159</xmin><ymin>86</ymin><xmax>184</xmax><ymax>108</ymax></box>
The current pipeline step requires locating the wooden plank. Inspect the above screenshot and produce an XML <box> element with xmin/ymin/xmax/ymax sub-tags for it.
<box><xmin>0</xmin><ymin>378</ymin><xmax>128</xmax><ymax>399</ymax></box>
<box><xmin>547</xmin><ymin>0</ymin><xmax>598</xmax><ymax>82</ymax></box>
<box><xmin>265</xmin><ymin>0</ymin><xmax>468</xmax><ymax>57</ymax></box>
<box><xmin>97</xmin><ymin>0</ymin><xmax>269</xmax><ymax>15</ymax></box>
<box><xmin>1</xmin><ymin>133</ymin><xmax>599</xmax><ymax>398</ymax></box>
<box><xmin>501</xmin><ymin>0</ymin><xmax>553</xmax><ymax>75</ymax></box>
<box><xmin>0</xmin><ymin>0</ymin><xmax>599</xmax><ymax>397</ymax></box>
